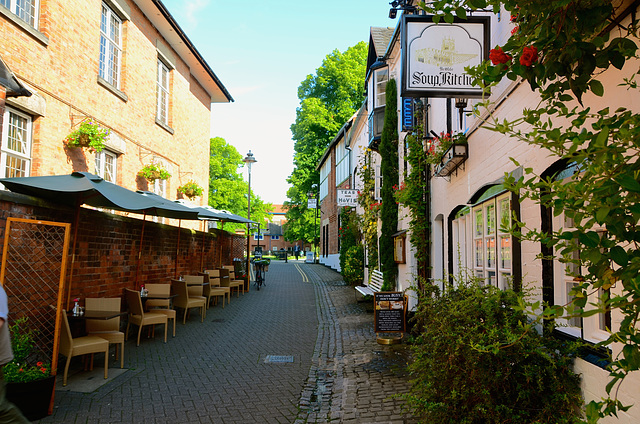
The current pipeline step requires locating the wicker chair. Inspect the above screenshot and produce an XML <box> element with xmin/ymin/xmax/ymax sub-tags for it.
<box><xmin>171</xmin><ymin>279</ymin><xmax>206</xmax><ymax>324</ymax></box>
<box><xmin>85</xmin><ymin>297</ymin><xmax>125</xmax><ymax>368</ymax></box>
<box><xmin>60</xmin><ymin>310</ymin><xmax>110</xmax><ymax>386</ymax></box>
<box><xmin>144</xmin><ymin>284</ymin><xmax>177</xmax><ymax>337</ymax></box>
<box><xmin>124</xmin><ymin>289</ymin><xmax>168</xmax><ymax>346</ymax></box>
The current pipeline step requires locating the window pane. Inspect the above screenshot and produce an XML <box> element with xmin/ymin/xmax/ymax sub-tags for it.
<box><xmin>0</xmin><ymin>0</ymin><xmax>10</xmax><ymax>8</ymax></box>
<box><xmin>499</xmin><ymin>197</ymin><xmax>510</xmax><ymax>231</ymax></box>
<box><xmin>486</xmin><ymin>236</ymin><xmax>495</xmax><ymax>268</ymax></box>
<box><xmin>500</xmin><ymin>236</ymin><xmax>511</xmax><ymax>268</ymax></box>
<box><xmin>7</xmin><ymin>112</ymin><xmax>28</xmax><ymax>154</ymax></box>
<box><xmin>487</xmin><ymin>270</ymin><xmax>496</xmax><ymax>286</ymax></box>
<box><xmin>486</xmin><ymin>204</ymin><xmax>495</xmax><ymax>235</ymax></box>
<box><xmin>99</xmin><ymin>4</ymin><xmax>121</xmax><ymax>87</ymax></box>
<box><xmin>474</xmin><ymin>209</ymin><xmax>483</xmax><ymax>237</ymax></box>
<box><xmin>104</xmin><ymin>154</ymin><xmax>115</xmax><ymax>182</ymax></box>
<box><xmin>475</xmin><ymin>239</ymin><xmax>483</xmax><ymax>267</ymax></box>
<box><xmin>5</xmin><ymin>155</ymin><xmax>27</xmax><ymax>178</ymax></box>
<box><xmin>16</xmin><ymin>0</ymin><xmax>36</xmax><ymax>27</ymax></box>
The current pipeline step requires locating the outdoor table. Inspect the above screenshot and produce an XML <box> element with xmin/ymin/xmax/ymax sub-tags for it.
<box><xmin>67</xmin><ymin>310</ymin><xmax>127</xmax><ymax>337</ymax></box>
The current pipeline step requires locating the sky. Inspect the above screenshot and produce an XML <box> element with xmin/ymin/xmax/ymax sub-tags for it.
<box><xmin>162</xmin><ymin>0</ymin><xmax>396</xmax><ymax>205</ymax></box>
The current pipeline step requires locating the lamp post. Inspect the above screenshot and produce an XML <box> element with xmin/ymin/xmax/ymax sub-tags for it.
<box><xmin>243</xmin><ymin>150</ymin><xmax>256</xmax><ymax>291</ymax></box>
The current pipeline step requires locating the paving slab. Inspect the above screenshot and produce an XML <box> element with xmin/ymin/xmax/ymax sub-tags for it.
<box><xmin>35</xmin><ymin>262</ymin><xmax>416</xmax><ymax>423</ymax></box>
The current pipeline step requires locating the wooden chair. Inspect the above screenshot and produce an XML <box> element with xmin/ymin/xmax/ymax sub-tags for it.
<box><xmin>59</xmin><ymin>310</ymin><xmax>110</xmax><ymax>386</ymax></box>
<box><xmin>218</xmin><ymin>268</ymin><xmax>243</xmax><ymax>298</ymax></box>
<box><xmin>144</xmin><ymin>284</ymin><xmax>177</xmax><ymax>337</ymax></box>
<box><xmin>198</xmin><ymin>272</ymin><xmax>226</xmax><ymax>308</ymax></box>
<box><xmin>124</xmin><ymin>289</ymin><xmax>168</xmax><ymax>346</ymax></box>
<box><xmin>204</xmin><ymin>269</ymin><xmax>231</xmax><ymax>304</ymax></box>
<box><xmin>223</xmin><ymin>265</ymin><xmax>246</xmax><ymax>295</ymax></box>
<box><xmin>171</xmin><ymin>279</ymin><xmax>206</xmax><ymax>324</ymax></box>
<box><xmin>85</xmin><ymin>298</ymin><xmax>125</xmax><ymax>368</ymax></box>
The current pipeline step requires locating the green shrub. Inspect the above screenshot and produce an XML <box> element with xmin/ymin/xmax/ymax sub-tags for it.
<box><xmin>342</xmin><ymin>244</ymin><xmax>364</xmax><ymax>286</ymax></box>
<box><xmin>404</xmin><ymin>280</ymin><xmax>584</xmax><ymax>424</ymax></box>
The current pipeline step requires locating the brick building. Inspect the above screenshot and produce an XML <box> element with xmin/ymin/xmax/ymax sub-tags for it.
<box><xmin>0</xmin><ymin>0</ymin><xmax>232</xmax><ymax>223</ymax></box>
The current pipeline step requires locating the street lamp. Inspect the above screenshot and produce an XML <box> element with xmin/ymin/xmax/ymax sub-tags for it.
<box><xmin>243</xmin><ymin>150</ymin><xmax>257</xmax><ymax>291</ymax></box>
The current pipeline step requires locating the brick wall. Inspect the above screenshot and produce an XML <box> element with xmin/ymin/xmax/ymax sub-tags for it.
<box><xmin>0</xmin><ymin>191</ymin><xmax>244</xmax><ymax>314</ymax></box>
<box><xmin>0</xmin><ymin>1</ymin><xmax>219</xmax><ymax>226</ymax></box>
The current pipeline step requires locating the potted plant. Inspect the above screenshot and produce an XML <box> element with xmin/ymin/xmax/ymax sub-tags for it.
<box><xmin>4</xmin><ymin>317</ymin><xmax>55</xmax><ymax>421</ymax></box>
<box><xmin>138</xmin><ymin>162</ymin><xmax>171</xmax><ymax>181</ymax></box>
<box><xmin>177</xmin><ymin>180</ymin><xmax>204</xmax><ymax>200</ymax></box>
<box><xmin>64</xmin><ymin>119</ymin><xmax>109</xmax><ymax>153</ymax></box>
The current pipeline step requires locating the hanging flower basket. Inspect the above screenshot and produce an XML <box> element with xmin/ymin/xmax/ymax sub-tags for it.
<box><xmin>177</xmin><ymin>180</ymin><xmax>203</xmax><ymax>200</ymax></box>
<box><xmin>138</xmin><ymin>162</ymin><xmax>171</xmax><ymax>181</ymax></box>
<box><xmin>64</xmin><ymin>119</ymin><xmax>109</xmax><ymax>153</ymax></box>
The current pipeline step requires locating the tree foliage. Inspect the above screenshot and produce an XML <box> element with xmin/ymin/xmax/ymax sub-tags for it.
<box><xmin>379</xmin><ymin>79</ymin><xmax>399</xmax><ymax>290</ymax></box>
<box><xmin>423</xmin><ymin>1</ymin><xmax>640</xmax><ymax>420</ymax></box>
<box><xmin>285</xmin><ymin>42</ymin><xmax>368</xmax><ymax>242</ymax></box>
<box><xmin>208</xmin><ymin>137</ymin><xmax>270</xmax><ymax>232</ymax></box>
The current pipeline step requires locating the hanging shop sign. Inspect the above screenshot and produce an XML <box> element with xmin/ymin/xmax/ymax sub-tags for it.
<box><xmin>401</xmin><ymin>15</ymin><xmax>490</xmax><ymax>99</ymax></box>
<box><xmin>307</xmin><ymin>198</ymin><xmax>317</xmax><ymax>209</ymax></box>
<box><xmin>337</xmin><ymin>189</ymin><xmax>358</xmax><ymax>207</ymax></box>
<box><xmin>402</xmin><ymin>98</ymin><xmax>414</xmax><ymax>131</ymax></box>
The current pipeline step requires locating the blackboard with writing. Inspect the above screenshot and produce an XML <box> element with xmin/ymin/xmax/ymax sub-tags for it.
<box><xmin>374</xmin><ymin>292</ymin><xmax>406</xmax><ymax>333</ymax></box>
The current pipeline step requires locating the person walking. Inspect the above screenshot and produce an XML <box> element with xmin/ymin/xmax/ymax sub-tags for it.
<box><xmin>0</xmin><ymin>284</ymin><xmax>29</xmax><ymax>423</ymax></box>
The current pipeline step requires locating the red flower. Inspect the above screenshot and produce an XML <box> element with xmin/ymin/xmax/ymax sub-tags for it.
<box><xmin>510</xmin><ymin>14</ymin><xmax>517</xmax><ymax>22</ymax></box>
<box><xmin>40</xmin><ymin>368</ymin><xmax>47</xmax><ymax>373</ymax></box>
<box><xmin>511</xmin><ymin>26</ymin><xmax>519</xmax><ymax>35</ymax></box>
<box><xmin>37</xmin><ymin>361</ymin><xmax>43</xmax><ymax>366</ymax></box>
<box><xmin>519</xmin><ymin>46</ymin><xmax>538</xmax><ymax>66</ymax></box>
<box><xmin>489</xmin><ymin>47</ymin><xmax>512</xmax><ymax>65</ymax></box>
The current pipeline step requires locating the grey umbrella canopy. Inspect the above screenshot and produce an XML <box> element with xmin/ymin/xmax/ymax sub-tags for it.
<box><xmin>0</xmin><ymin>172</ymin><xmax>201</xmax><ymax>220</ymax></box>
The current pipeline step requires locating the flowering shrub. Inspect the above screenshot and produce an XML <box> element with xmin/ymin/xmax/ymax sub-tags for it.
<box><xmin>65</xmin><ymin>120</ymin><xmax>109</xmax><ymax>153</ymax></box>
<box><xmin>3</xmin><ymin>317</ymin><xmax>51</xmax><ymax>383</ymax></box>
<box><xmin>425</xmin><ymin>132</ymin><xmax>467</xmax><ymax>166</ymax></box>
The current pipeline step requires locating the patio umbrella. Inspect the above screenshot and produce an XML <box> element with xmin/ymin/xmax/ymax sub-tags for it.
<box><xmin>0</xmin><ymin>172</ymin><xmax>203</xmax><ymax>304</ymax></box>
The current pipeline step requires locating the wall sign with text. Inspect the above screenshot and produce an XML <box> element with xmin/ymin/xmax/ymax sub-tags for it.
<box><xmin>401</xmin><ymin>15</ymin><xmax>490</xmax><ymax>99</ymax></box>
<box><xmin>337</xmin><ymin>189</ymin><xmax>358</xmax><ymax>207</ymax></box>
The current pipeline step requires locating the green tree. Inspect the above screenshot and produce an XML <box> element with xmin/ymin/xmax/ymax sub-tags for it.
<box><xmin>379</xmin><ymin>79</ymin><xmax>399</xmax><ymax>290</ymax></box>
<box><xmin>209</xmin><ymin>137</ymin><xmax>270</xmax><ymax>232</ymax></box>
<box><xmin>286</xmin><ymin>42</ymin><xmax>368</xmax><ymax>243</ymax></box>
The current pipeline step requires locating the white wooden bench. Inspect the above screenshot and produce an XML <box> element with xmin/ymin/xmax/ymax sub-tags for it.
<box><xmin>355</xmin><ymin>269</ymin><xmax>384</xmax><ymax>297</ymax></box>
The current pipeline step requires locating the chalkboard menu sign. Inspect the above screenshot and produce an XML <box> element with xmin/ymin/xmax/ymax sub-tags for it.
<box><xmin>374</xmin><ymin>292</ymin><xmax>406</xmax><ymax>333</ymax></box>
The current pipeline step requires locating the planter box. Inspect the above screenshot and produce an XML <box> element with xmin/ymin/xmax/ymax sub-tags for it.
<box><xmin>434</xmin><ymin>143</ymin><xmax>468</xmax><ymax>177</ymax></box>
<box><xmin>6</xmin><ymin>375</ymin><xmax>55</xmax><ymax>421</ymax></box>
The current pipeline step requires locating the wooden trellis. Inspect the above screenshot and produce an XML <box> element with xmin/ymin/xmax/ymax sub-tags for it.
<box><xmin>0</xmin><ymin>217</ymin><xmax>71</xmax><ymax>387</ymax></box>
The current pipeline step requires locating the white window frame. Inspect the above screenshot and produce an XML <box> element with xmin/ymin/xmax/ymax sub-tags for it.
<box><xmin>1</xmin><ymin>107</ymin><xmax>32</xmax><ymax>180</ymax></box>
<box><xmin>335</xmin><ymin>140</ymin><xmax>349</xmax><ymax>186</ymax></box>
<box><xmin>156</xmin><ymin>60</ymin><xmax>170</xmax><ymax>125</ymax></box>
<box><xmin>472</xmin><ymin>193</ymin><xmax>512</xmax><ymax>288</ymax></box>
<box><xmin>374</xmin><ymin>67</ymin><xmax>389</xmax><ymax>108</ymax></box>
<box><xmin>1</xmin><ymin>0</ymin><xmax>39</xmax><ymax>28</ymax></box>
<box><xmin>151</xmin><ymin>178</ymin><xmax>167</xmax><ymax>223</ymax></box>
<box><xmin>319</xmin><ymin>157</ymin><xmax>331</xmax><ymax>201</ymax></box>
<box><xmin>270</xmin><ymin>235</ymin><xmax>280</xmax><ymax>240</ymax></box>
<box><xmin>95</xmin><ymin>149</ymin><xmax>117</xmax><ymax>182</ymax></box>
<box><xmin>99</xmin><ymin>2</ymin><xmax>123</xmax><ymax>89</ymax></box>
<box><xmin>253</xmin><ymin>234</ymin><xmax>264</xmax><ymax>241</ymax></box>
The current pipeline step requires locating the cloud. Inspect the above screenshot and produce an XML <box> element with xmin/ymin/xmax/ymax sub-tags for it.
<box><xmin>183</xmin><ymin>0</ymin><xmax>210</xmax><ymax>27</ymax></box>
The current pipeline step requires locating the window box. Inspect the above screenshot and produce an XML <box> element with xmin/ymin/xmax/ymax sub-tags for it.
<box><xmin>433</xmin><ymin>143</ymin><xmax>468</xmax><ymax>177</ymax></box>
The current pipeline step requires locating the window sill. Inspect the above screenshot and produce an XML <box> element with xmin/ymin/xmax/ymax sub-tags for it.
<box><xmin>0</xmin><ymin>6</ymin><xmax>49</xmax><ymax>46</ymax></box>
<box><xmin>155</xmin><ymin>119</ymin><xmax>174</xmax><ymax>135</ymax></box>
<box><xmin>97</xmin><ymin>76</ymin><xmax>128</xmax><ymax>102</ymax></box>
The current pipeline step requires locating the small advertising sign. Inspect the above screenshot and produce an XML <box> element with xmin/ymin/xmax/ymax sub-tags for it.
<box><xmin>374</xmin><ymin>292</ymin><xmax>406</xmax><ymax>333</ymax></box>
<box><xmin>401</xmin><ymin>15</ymin><xmax>490</xmax><ymax>99</ymax></box>
<box><xmin>337</xmin><ymin>189</ymin><xmax>358</xmax><ymax>207</ymax></box>
<box><xmin>402</xmin><ymin>98</ymin><xmax>414</xmax><ymax>131</ymax></box>
<box><xmin>307</xmin><ymin>198</ymin><xmax>317</xmax><ymax>209</ymax></box>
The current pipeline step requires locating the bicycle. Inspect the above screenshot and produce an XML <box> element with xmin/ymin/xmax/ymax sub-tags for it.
<box><xmin>251</xmin><ymin>258</ymin><xmax>269</xmax><ymax>290</ymax></box>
